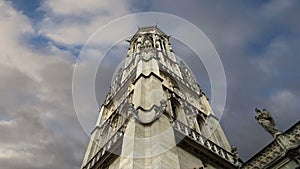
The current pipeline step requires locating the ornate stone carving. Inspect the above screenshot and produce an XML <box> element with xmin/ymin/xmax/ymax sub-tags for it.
<box><xmin>133</xmin><ymin>99</ymin><xmax>167</xmax><ymax>124</ymax></box>
<box><xmin>183</xmin><ymin>106</ymin><xmax>197</xmax><ymax>130</ymax></box>
<box><xmin>119</xmin><ymin>101</ymin><xmax>135</xmax><ymax>118</ymax></box>
<box><xmin>137</xmin><ymin>34</ymin><xmax>154</xmax><ymax>51</ymax></box>
<box><xmin>111</xmin><ymin>68</ymin><xmax>123</xmax><ymax>92</ymax></box>
<box><xmin>255</xmin><ymin>108</ymin><xmax>282</xmax><ymax>137</ymax></box>
<box><xmin>179</xmin><ymin>61</ymin><xmax>199</xmax><ymax>90</ymax></box>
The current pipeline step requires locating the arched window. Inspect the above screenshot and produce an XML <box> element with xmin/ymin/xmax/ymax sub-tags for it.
<box><xmin>171</xmin><ymin>98</ymin><xmax>180</xmax><ymax>121</ymax></box>
<box><xmin>196</xmin><ymin>114</ymin><xmax>205</xmax><ymax>133</ymax></box>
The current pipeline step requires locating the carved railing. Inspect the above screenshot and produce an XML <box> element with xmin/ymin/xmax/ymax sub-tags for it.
<box><xmin>173</xmin><ymin>120</ymin><xmax>239</xmax><ymax>167</ymax></box>
<box><xmin>82</xmin><ymin>126</ymin><xmax>125</xmax><ymax>169</ymax></box>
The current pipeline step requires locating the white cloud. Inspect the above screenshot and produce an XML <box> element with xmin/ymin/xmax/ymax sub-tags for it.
<box><xmin>38</xmin><ymin>0</ymin><xmax>132</xmax><ymax>45</ymax></box>
<box><xmin>0</xmin><ymin>1</ymin><xmax>35</xmax><ymax>76</ymax></box>
<box><xmin>0</xmin><ymin>1</ymin><xmax>75</xmax><ymax>81</ymax></box>
<box><xmin>42</xmin><ymin>0</ymin><xmax>128</xmax><ymax>16</ymax></box>
<box><xmin>0</xmin><ymin>1</ymin><xmax>87</xmax><ymax>169</ymax></box>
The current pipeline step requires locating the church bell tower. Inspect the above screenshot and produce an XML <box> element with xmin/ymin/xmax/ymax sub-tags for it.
<box><xmin>81</xmin><ymin>26</ymin><xmax>241</xmax><ymax>169</ymax></box>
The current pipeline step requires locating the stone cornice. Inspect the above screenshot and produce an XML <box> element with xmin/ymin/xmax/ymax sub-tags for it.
<box><xmin>129</xmin><ymin>26</ymin><xmax>168</xmax><ymax>43</ymax></box>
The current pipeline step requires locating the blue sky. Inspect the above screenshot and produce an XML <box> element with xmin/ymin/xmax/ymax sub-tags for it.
<box><xmin>0</xmin><ymin>0</ymin><xmax>299</xmax><ymax>168</ymax></box>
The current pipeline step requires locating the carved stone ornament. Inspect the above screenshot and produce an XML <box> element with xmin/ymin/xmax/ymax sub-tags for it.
<box><xmin>139</xmin><ymin>34</ymin><xmax>153</xmax><ymax>50</ymax></box>
<box><xmin>179</xmin><ymin>61</ymin><xmax>198</xmax><ymax>89</ymax></box>
<box><xmin>119</xmin><ymin>101</ymin><xmax>135</xmax><ymax>118</ymax></box>
<box><xmin>255</xmin><ymin>108</ymin><xmax>282</xmax><ymax>137</ymax></box>
<box><xmin>111</xmin><ymin>68</ymin><xmax>123</xmax><ymax>91</ymax></box>
<box><xmin>133</xmin><ymin>99</ymin><xmax>167</xmax><ymax>124</ymax></box>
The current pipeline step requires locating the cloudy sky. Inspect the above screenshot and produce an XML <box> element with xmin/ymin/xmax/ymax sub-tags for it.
<box><xmin>0</xmin><ymin>0</ymin><xmax>299</xmax><ymax>168</ymax></box>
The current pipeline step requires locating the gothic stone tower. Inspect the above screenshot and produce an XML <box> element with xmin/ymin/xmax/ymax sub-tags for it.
<box><xmin>81</xmin><ymin>26</ymin><xmax>241</xmax><ymax>169</ymax></box>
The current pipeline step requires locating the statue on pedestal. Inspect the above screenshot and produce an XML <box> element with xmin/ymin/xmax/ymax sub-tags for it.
<box><xmin>255</xmin><ymin>108</ymin><xmax>282</xmax><ymax>137</ymax></box>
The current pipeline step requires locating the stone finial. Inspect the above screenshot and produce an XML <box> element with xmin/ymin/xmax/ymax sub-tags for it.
<box><xmin>255</xmin><ymin>108</ymin><xmax>282</xmax><ymax>137</ymax></box>
<box><xmin>231</xmin><ymin>146</ymin><xmax>240</xmax><ymax>165</ymax></box>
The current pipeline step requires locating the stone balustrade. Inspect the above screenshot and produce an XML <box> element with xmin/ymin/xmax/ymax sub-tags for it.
<box><xmin>83</xmin><ymin>127</ymin><xmax>124</xmax><ymax>169</ymax></box>
<box><xmin>173</xmin><ymin>120</ymin><xmax>239</xmax><ymax>166</ymax></box>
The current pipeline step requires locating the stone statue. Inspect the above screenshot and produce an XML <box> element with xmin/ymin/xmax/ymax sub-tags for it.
<box><xmin>255</xmin><ymin>108</ymin><xmax>282</xmax><ymax>137</ymax></box>
<box><xmin>143</xmin><ymin>34</ymin><xmax>153</xmax><ymax>49</ymax></box>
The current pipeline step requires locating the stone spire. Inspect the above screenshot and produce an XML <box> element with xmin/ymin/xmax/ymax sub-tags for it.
<box><xmin>81</xmin><ymin>26</ymin><xmax>241</xmax><ymax>169</ymax></box>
